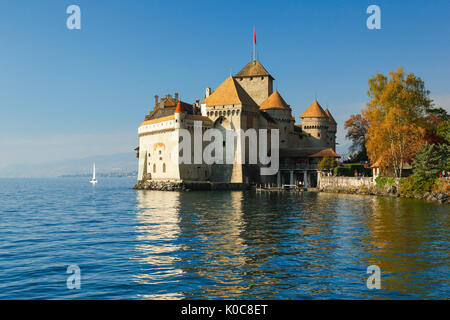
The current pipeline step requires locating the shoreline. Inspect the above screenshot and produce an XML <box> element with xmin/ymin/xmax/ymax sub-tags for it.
<box><xmin>133</xmin><ymin>180</ymin><xmax>250</xmax><ymax>191</ymax></box>
<box><xmin>316</xmin><ymin>187</ymin><xmax>449</xmax><ymax>204</ymax></box>
<box><xmin>134</xmin><ymin>179</ymin><xmax>449</xmax><ymax>204</ymax></box>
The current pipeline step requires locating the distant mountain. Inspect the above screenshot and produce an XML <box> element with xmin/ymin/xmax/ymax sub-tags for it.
<box><xmin>0</xmin><ymin>152</ymin><xmax>137</xmax><ymax>178</ymax></box>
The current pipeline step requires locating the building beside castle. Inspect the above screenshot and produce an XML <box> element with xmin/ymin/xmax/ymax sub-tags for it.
<box><xmin>136</xmin><ymin>59</ymin><xmax>339</xmax><ymax>188</ymax></box>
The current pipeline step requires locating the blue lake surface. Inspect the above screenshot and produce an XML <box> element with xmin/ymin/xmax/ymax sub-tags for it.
<box><xmin>0</xmin><ymin>177</ymin><xmax>448</xmax><ymax>299</ymax></box>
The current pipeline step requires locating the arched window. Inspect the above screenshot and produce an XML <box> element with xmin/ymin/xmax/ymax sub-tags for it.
<box><xmin>163</xmin><ymin>163</ymin><xmax>166</xmax><ymax>173</ymax></box>
<box><xmin>153</xmin><ymin>164</ymin><xmax>156</xmax><ymax>173</ymax></box>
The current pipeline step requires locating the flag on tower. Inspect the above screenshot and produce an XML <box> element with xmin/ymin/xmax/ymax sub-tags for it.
<box><xmin>253</xmin><ymin>27</ymin><xmax>256</xmax><ymax>62</ymax></box>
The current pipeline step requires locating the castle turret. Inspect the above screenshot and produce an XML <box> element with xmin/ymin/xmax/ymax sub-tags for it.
<box><xmin>300</xmin><ymin>100</ymin><xmax>331</xmax><ymax>148</ymax></box>
<box><xmin>260</xmin><ymin>91</ymin><xmax>293</xmax><ymax>148</ymax></box>
<box><xmin>174</xmin><ymin>100</ymin><xmax>185</xmax><ymax>129</ymax></box>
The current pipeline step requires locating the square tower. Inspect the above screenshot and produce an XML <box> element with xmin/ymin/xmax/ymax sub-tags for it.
<box><xmin>233</xmin><ymin>60</ymin><xmax>274</xmax><ymax>105</ymax></box>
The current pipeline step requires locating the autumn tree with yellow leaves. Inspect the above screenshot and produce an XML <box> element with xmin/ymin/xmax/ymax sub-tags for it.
<box><xmin>363</xmin><ymin>67</ymin><xmax>432</xmax><ymax>178</ymax></box>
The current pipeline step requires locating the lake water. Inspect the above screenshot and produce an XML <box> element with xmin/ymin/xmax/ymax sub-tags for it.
<box><xmin>0</xmin><ymin>177</ymin><xmax>448</xmax><ymax>299</ymax></box>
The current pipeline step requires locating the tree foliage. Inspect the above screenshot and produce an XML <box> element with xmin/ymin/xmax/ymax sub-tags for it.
<box><xmin>317</xmin><ymin>156</ymin><xmax>337</xmax><ymax>172</ymax></box>
<box><xmin>344</xmin><ymin>114</ymin><xmax>369</xmax><ymax>160</ymax></box>
<box><xmin>412</xmin><ymin>142</ymin><xmax>442</xmax><ymax>181</ymax></box>
<box><xmin>363</xmin><ymin>67</ymin><xmax>432</xmax><ymax>178</ymax></box>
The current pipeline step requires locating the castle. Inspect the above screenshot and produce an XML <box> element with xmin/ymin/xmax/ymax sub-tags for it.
<box><xmin>136</xmin><ymin>59</ymin><xmax>339</xmax><ymax>188</ymax></box>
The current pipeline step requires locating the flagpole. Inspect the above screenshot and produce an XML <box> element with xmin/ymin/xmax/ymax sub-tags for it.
<box><xmin>253</xmin><ymin>27</ymin><xmax>256</xmax><ymax>62</ymax></box>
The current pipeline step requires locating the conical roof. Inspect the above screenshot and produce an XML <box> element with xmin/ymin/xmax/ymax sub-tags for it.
<box><xmin>174</xmin><ymin>101</ymin><xmax>184</xmax><ymax>113</ymax></box>
<box><xmin>324</xmin><ymin>108</ymin><xmax>337</xmax><ymax>124</ymax></box>
<box><xmin>260</xmin><ymin>91</ymin><xmax>289</xmax><ymax>110</ymax></box>
<box><xmin>234</xmin><ymin>60</ymin><xmax>274</xmax><ymax>79</ymax></box>
<box><xmin>201</xmin><ymin>76</ymin><xmax>258</xmax><ymax>107</ymax></box>
<box><xmin>309</xmin><ymin>148</ymin><xmax>340</xmax><ymax>158</ymax></box>
<box><xmin>300</xmin><ymin>100</ymin><xmax>328</xmax><ymax>118</ymax></box>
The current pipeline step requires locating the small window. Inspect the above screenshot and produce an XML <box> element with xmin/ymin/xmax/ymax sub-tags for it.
<box><xmin>153</xmin><ymin>164</ymin><xmax>156</xmax><ymax>173</ymax></box>
<box><xmin>159</xmin><ymin>150</ymin><xmax>161</xmax><ymax>155</ymax></box>
<box><xmin>163</xmin><ymin>163</ymin><xmax>166</xmax><ymax>173</ymax></box>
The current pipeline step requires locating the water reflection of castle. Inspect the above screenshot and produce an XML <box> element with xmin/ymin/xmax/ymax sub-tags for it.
<box><xmin>134</xmin><ymin>191</ymin><xmax>344</xmax><ymax>299</ymax></box>
<box><xmin>134</xmin><ymin>190</ymin><xmax>447</xmax><ymax>299</ymax></box>
<box><xmin>134</xmin><ymin>191</ymin><xmax>183</xmax><ymax>299</ymax></box>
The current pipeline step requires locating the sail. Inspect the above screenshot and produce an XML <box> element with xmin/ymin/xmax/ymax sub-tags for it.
<box><xmin>93</xmin><ymin>163</ymin><xmax>96</xmax><ymax>180</ymax></box>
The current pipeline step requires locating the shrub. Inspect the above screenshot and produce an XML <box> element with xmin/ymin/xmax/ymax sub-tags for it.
<box><xmin>375</xmin><ymin>176</ymin><xmax>396</xmax><ymax>187</ymax></box>
<box><xmin>334</xmin><ymin>164</ymin><xmax>372</xmax><ymax>177</ymax></box>
<box><xmin>398</xmin><ymin>176</ymin><xmax>439</xmax><ymax>195</ymax></box>
<box><xmin>318</xmin><ymin>156</ymin><xmax>337</xmax><ymax>172</ymax></box>
<box><xmin>334</xmin><ymin>166</ymin><xmax>352</xmax><ymax>176</ymax></box>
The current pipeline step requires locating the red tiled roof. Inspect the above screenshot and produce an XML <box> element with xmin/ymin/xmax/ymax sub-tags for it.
<box><xmin>300</xmin><ymin>100</ymin><xmax>328</xmax><ymax>118</ymax></box>
<box><xmin>260</xmin><ymin>91</ymin><xmax>289</xmax><ymax>110</ymax></box>
<box><xmin>201</xmin><ymin>76</ymin><xmax>258</xmax><ymax>107</ymax></box>
<box><xmin>174</xmin><ymin>101</ymin><xmax>184</xmax><ymax>113</ymax></box>
<box><xmin>309</xmin><ymin>148</ymin><xmax>341</xmax><ymax>158</ymax></box>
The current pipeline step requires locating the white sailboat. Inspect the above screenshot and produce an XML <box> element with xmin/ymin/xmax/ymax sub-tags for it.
<box><xmin>90</xmin><ymin>163</ymin><xmax>98</xmax><ymax>184</ymax></box>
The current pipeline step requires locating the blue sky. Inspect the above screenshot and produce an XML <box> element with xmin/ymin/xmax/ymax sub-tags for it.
<box><xmin>1</xmin><ymin>0</ymin><xmax>449</xmax><ymax>167</ymax></box>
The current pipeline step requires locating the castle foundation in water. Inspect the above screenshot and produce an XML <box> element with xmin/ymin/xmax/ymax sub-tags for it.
<box><xmin>134</xmin><ymin>58</ymin><xmax>340</xmax><ymax>190</ymax></box>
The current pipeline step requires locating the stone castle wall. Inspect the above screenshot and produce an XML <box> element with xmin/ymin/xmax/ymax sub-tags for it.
<box><xmin>235</xmin><ymin>76</ymin><xmax>272</xmax><ymax>105</ymax></box>
<box><xmin>318</xmin><ymin>176</ymin><xmax>374</xmax><ymax>192</ymax></box>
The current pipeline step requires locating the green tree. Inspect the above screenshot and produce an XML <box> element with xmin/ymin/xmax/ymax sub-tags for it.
<box><xmin>426</xmin><ymin>107</ymin><xmax>449</xmax><ymax>121</ymax></box>
<box><xmin>318</xmin><ymin>157</ymin><xmax>337</xmax><ymax>174</ymax></box>
<box><xmin>412</xmin><ymin>142</ymin><xmax>442</xmax><ymax>180</ymax></box>
<box><xmin>437</xmin><ymin>143</ymin><xmax>450</xmax><ymax>172</ymax></box>
<box><xmin>437</xmin><ymin>120</ymin><xmax>450</xmax><ymax>141</ymax></box>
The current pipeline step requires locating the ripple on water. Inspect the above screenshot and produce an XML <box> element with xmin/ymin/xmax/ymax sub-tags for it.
<box><xmin>0</xmin><ymin>178</ymin><xmax>448</xmax><ymax>299</ymax></box>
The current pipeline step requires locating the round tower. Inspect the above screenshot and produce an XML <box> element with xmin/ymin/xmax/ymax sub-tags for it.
<box><xmin>299</xmin><ymin>100</ymin><xmax>330</xmax><ymax>148</ymax></box>
<box><xmin>259</xmin><ymin>91</ymin><xmax>293</xmax><ymax>148</ymax></box>
<box><xmin>174</xmin><ymin>101</ymin><xmax>185</xmax><ymax>129</ymax></box>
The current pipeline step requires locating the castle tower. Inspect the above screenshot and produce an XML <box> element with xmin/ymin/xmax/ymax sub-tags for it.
<box><xmin>201</xmin><ymin>76</ymin><xmax>260</xmax><ymax>183</ymax></box>
<box><xmin>260</xmin><ymin>91</ymin><xmax>293</xmax><ymax>149</ymax></box>
<box><xmin>174</xmin><ymin>100</ymin><xmax>185</xmax><ymax>128</ymax></box>
<box><xmin>233</xmin><ymin>60</ymin><xmax>274</xmax><ymax>105</ymax></box>
<box><xmin>300</xmin><ymin>100</ymin><xmax>331</xmax><ymax>149</ymax></box>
